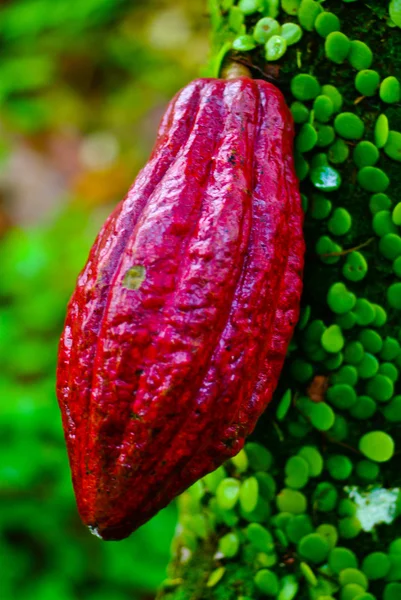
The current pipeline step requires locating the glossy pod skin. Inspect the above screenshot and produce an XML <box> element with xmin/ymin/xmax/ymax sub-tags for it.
<box><xmin>56</xmin><ymin>77</ymin><xmax>305</xmax><ymax>541</ymax></box>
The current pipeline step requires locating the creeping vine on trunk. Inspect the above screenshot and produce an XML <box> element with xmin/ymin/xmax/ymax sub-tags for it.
<box><xmin>159</xmin><ymin>2</ymin><xmax>401</xmax><ymax>599</ymax></box>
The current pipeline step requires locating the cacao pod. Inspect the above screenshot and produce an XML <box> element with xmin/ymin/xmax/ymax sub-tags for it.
<box><xmin>56</xmin><ymin>77</ymin><xmax>305</xmax><ymax>541</ymax></box>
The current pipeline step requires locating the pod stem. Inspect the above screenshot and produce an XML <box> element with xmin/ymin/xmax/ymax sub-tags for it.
<box><xmin>221</xmin><ymin>59</ymin><xmax>252</xmax><ymax>80</ymax></box>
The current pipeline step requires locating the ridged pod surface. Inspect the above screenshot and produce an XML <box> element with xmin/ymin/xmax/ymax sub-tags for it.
<box><xmin>56</xmin><ymin>77</ymin><xmax>305</xmax><ymax>541</ymax></box>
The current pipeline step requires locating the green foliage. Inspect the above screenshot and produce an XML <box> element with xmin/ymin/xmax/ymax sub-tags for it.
<box><xmin>0</xmin><ymin>1</ymin><xmax>208</xmax><ymax>598</ymax></box>
<box><xmin>0</xmin><ymin>209</ymin><xmax>177</xmax><ymax>599</ymax></box>
<box><xmin>0</xmin><ymin>0</ymin><xmax>201</xmax><ymax>134</ymax></box>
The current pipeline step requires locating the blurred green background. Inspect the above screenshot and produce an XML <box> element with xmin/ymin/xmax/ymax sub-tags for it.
<box><xmin>0</xmin><ymin>1</ymin><xmax>208</xmax><ymax>598</ymax></box>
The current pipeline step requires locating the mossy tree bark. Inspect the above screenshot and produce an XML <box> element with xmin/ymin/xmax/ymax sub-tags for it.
<box><xmin>159</xmin><ymin>2</ymin><xmax>401</xmax><ymax>599</ymax></box>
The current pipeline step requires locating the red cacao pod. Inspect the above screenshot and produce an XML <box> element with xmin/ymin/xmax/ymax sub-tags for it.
<box><xmin>57</xmin><ymin>77</ymin><xmax>304</xmax><ymax>540</ymax></box>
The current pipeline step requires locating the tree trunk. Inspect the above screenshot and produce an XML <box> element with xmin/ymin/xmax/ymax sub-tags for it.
<box><xmin>159</xmin><ymin>2</ymin><xmax>401</xmax><ymax>598</ymax></box>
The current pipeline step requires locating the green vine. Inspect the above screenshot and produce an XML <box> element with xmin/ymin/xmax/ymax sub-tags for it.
<box><xmin>160</xmin><ymin>2</ymin><xmax>401</xmax><ymax>599</ymax></box>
